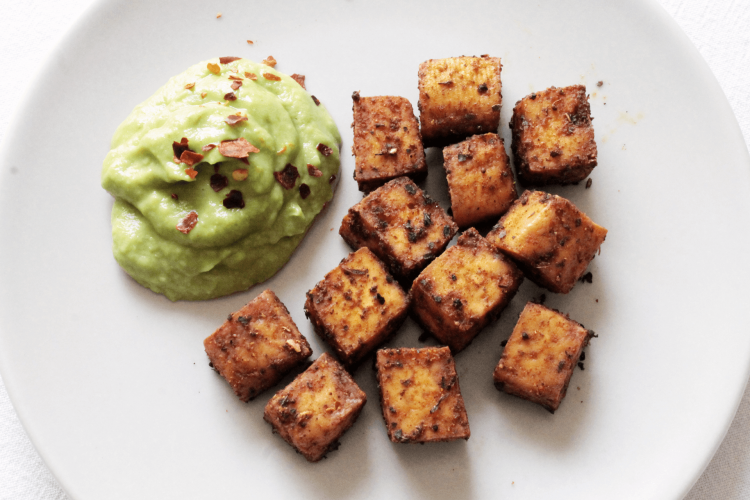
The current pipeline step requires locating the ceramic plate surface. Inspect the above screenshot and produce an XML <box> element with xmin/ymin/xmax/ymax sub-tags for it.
<box><xmin>1</xmin><ymin>0</ymin><xmax>749</xmax><ymax>499</ymax></box>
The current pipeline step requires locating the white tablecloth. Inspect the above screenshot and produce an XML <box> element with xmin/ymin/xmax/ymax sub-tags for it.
<box><xmin>1</xmin><ymin>0</ymin><xmax>748</xmax><ymax>498</ymax></box>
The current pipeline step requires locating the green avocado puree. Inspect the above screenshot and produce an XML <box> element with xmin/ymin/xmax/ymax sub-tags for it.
<box><xmin>101</xmin><ymin>58</ymin><xmax>341</xmax><ymax>300</ymax></box>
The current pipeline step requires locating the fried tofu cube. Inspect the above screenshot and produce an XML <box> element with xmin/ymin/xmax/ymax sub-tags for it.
<box><xmin>418</xmin><ymin>56</ymin><xmax>502</xmax><ymax>148</ymax></box>
<box><xmin>304</xmin><ymin>248</ymin><xmax>410</xmax><ymax>368</ymax></box>
<box><xmin>411</xmin><ymin>228</ymin><xmax>524</xmax><ymax>352</ymax></box>
<box><xmin>486</xmin><ymin>190</ymin><xmax>607</xmax><ymax>294</ymax></box>
<box><xmin>493</xmin><ymin>302</ymin><xmax>594</xmax><ymax>413</ymax></box>
<box><xmin>443</xmin><ymin>133</ymin><xmax>517</xmax><ymax>228</ymax></box>
<box><xmin>510</xmin><ymin>85</ymin><xmax>597</xmax><ymax>185</ymax></box>
<box><xmin>264</xmin><ymin>353</ymin><xmax>367</xmax><ymax>462</ymax></box>
<box><xmin>339</xmin><ymin>177</ymin><xmax>458</xmax><ymax>282</ymax></box>
<box><xmin>351</xmin><ymin>93</ymin><xmax>427</xmax><ymax>192</ymax></box>
<box><xmin>376</xmin><ymin>347</ymin><xmax>470</xmax><ymax>443</ymax></box>
<box><xmin>204</xmin><ymin>289</ymin><xmax>312</xmax><ymax>402</ymax></box>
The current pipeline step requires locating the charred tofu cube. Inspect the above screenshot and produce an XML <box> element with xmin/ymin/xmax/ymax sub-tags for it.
<box><xmin>376</xmin><ymin>347</ymin><xmax>470</xmax><ymax>443</ymax></box>
<box><xmin>486</xmin><ymin>190</ymin><xmax>607</xmax><ymax>294</ymax></box>
<box><xmin>443</xmin><ymin>133</ymin><xmax>517</xmax><ymax>228</ymax></box>
<box><xmin>264</xmin><ymin>353</ymin><xmax>367</xmax><ymax>462</ymax></box>
<box><xmin>304</xmin><ymin>247</ymin><xmax>410</xmax><ymax>369</ymax></box>
<box><xmin>339</xmin><ymin>177</ymin><xmax>458</xmax><ymax>282</ymax></box>
<box><xmin>411</xmin><ymin>228</ymin><xmax>524</xmax><ymax>353</ymax></box>
<box><xmin>510</xmin><ymin>85</ymin><xmax>597</xmax><ymax>185</ymax></box>
<box><xmin>204</xmin><ymin>289</ymin><xmax>312</xmax><ymax>402</ymax></box>
<box><xmin>418</xmin><ymin>56</ymin><xmax>502</xmax><ymax>148</ymax></box>
<box><xmin>351</xmin><ymin>93</ymin><xmax>427</xmax><ymax>192</ymax></box>
<box><xmin>493</xmin><ymin>302</ymin><xmax>594</xmax><ymax>413</ymax></box>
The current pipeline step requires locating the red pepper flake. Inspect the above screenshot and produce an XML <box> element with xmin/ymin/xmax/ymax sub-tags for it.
<box><xmin>202</xmin><ymin>143</ymin><xmax>216</xmax><ymax>152</ymax></box>
<box><xmin>307</xmin><ymin>164</ymin><xmax>322</xmax><ymax>177</ymax></box>
<box><xmin>173</xmin><ymin>137</ymin><xmax>191</xmax><ymax>159</ymax></box>
<box><xmin>225</xmin><ymin>114</ymin><xmax>248</xmax><ymax>126</ymax></box>
<box><xmin>210</xmin><ymin>173</ymin><xmax>229</xmax><ymax>192</ymax></box>
<box><xmin>207</xmin><ymin>63</ymin><xmax>220</xmax><ymax>75</ymax></box>
<box><xmin>228</xmin><ymin>74</ymin><xmax>243</xmax><ymax>80</ymax></box>
<box><xmin>277</xmin><ymin>145</ymin><xmax>287</xmax><ymax>154</ymax></box>
<box><xmin>262</xmin><ymin>55</ymin><xmax>277</xmax><ymax>67</ymax></box>
<box><xmin>273</xmin><ymin>164</ymin><xmax>299</xmax><ymax>189</ymax></box>
<box><xmin>185</xmin><ymin>167</ymin><xmax>198</xmax><ymax>179</ymax></box>
<box><xmin>317</xmin><ymin>143</ymin><xmax>333</xmax><ymax>156</ymax></box>
<box><xmin>247</xmin><ymin>40</ymin><xmax>254</xmax><ymax>44</ymax></box>
<box><xmin>200</xmin><ymin>92</ymin><xmax>207</xmax><ymax>98</ymax></box>
<box><xmin>230</xmin><ymin>80</ymin><xmax>242</xmax><ymax>91</ymax></box>
<box><xmin>232</xmin><ymin>169</ymin><xmax>249</xmax><ymax>181</ymax></box>
<box><xmin>311</xmin><ymin>95</ymin><xmax>320</xmax><ymax>106</ymax></box>
<box><xmin>290</xmin><ymin>74</ymin><xmax>306</xmax><ymax>89</ymax></box>
<box><xmin>263</xmin><ymin>73</ymin><xmax>281</xmax><ymax>81</ymax></box>
<box><xmin>219</xmin><ymin>56</ymin><xmax>241</xmax><ymax>64</ymax></box>
<box><xmin>219</xmin><ymin>138</ymin><xmax>260</xmax><ymax>158</ymax></box>
<box><xmin>176</xmin><ymin>211</ymin><xmax>198</xmax><ymax>234</ymax></box>
<box><xmin>223</xmin><ymin>190</ymin><xmax>245</xmax><ymax>209</ymax></box>
<box><xmin>299</xmin><ymin>183</ymin><xmax>311</xmax><ymax>199</ymax></box>
<box><xmin>244</xmin><ymin>72</ymin><xmax>257</xmax><ymax>80</ymax></box>
<box><xmin>216</xmin><ymin>12</ymin><xmax>222</xmax><ymax>18</ymax></box>
<box><xmin>184</xmin><ymin>82</ymin><xmax>195</xmax><ymax>90</ymax></box>
<box><xmin>180</xmin><ymin>150</ymin><xmax>204</xmax><ymax>167</ymax></box>
<box><xmin>224</xmin><ymin>92</ymin><xmax>237</xmax><ymax>101</ymax></box>
<box><xmin>171</xmin><ymin>193</ymin><xmax>178</xmax><ymax>200</ymax></box>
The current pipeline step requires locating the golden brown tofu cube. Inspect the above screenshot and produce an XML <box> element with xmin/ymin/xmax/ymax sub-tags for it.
<box><xmin>204</xmin><ymin>289</ymin><xmax>312</xmax><ymax>402</ymax></box>
<box><xmin>486</xmin><ymin>190</ymin><xmax>607</xmax><ymax>294</ymax></box>
<box><xmin>411</xmin><ymin>228</ymin><xmax>524</xmax><ymax>353</ymax></box>
<box><xmin>352</xmin><ymin>93</ymin><xmax>427</xmax><ymax>192</ymax></box>
<box><xmin>418</xmin><ymin>56</ymin><xmax>502</xmax><ymax>148</ymax></box>
<box><xmin>443</xmin><ymin>133</ymin><xmax>517</xmax><ymax>228</ymax></box>
<box><xmin>339</xmin><ymin>177</ymin><xmax>458</xmax><ymax>282</ymax></box>
<box><xmin>376</xmin><ymin>347</ymin><xmax>470</xmax><ymax>443</ymax></box>
<box><xmin>264</xmin><ymin>353</ymin><xmax>367</xmax><ymax>462</ymax></box>
<box><xmin>510</xmin><ymin>85</ymin><xmax>597</xmax><ymax>185</ymax></box>
<box><xmin>493</xmin><ymin>302</ymin><xmax>594</xmax><ymax>413</ymax></box>
<box><xmin>304</xmin><ymin>248</ymin><xmax>410</xmax><ymax>369</ymax></box>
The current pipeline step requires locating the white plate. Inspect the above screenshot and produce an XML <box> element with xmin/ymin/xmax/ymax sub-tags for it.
<box><xmin>1</xmin><ymin>0</ymin><xmax>749</xmax><ymax>498</ymax></box>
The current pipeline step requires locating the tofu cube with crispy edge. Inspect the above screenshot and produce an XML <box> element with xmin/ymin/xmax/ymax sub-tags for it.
<box><xmin>510</xmin><ymin>85</ymin><xmax>597</xmax><ymax>185</ymax></box>
<box><xmin>493</xmin><ymin>302</ymin><xmax>595</xmax><ymax>413</ymax></box>
<box><xmin>304</xmin><ymin>247</ymin><xmax>410</xmax><ymax>368</ymax></box>
<box><xmin>204</xmin><ymin>289</ymin><xmax>312</xmax><ymax>402</ymax></box>
<box><xmin>351</xmin><ymin>93</ymin><xmax>427</xmax><ymax>192</ymax></box>
<box><xmin>411</xmin><ymin>228</ymin><xmax>524</xmax><ymax>353</ymax></box>
<box><xmin>486</xmin><ymin>190</ymin><xmax>607</xmax><ymax>294</ymax></box>
<box><xmin>376</xmin><ymin>347</ymin><xmax>470</xmax><ymax>443</ymax></box>
<box><xmin>339</xmin><ymin>177</ymin><xmax>458</xmax><ymax>282</ymax></box>
<box><xmin>443</xmin><ymin>133</ymin><xmax>517</xmax><ymax>228</ymax></box>
<box><xmin>418</xmin><ymin>56</ymin><xmax>502</xmax><ymax>148</ymax></box>
<box><xmin>263</xmin><ymin>353</ymin><xmax>367</xmax><ymax>462</ymax></box>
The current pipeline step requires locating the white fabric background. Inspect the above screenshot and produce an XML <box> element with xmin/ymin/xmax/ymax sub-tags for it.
<box><xmin>0</xmin><ymin>0</ymin><xmax>748</xmax><ymax>498</ymax></box>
